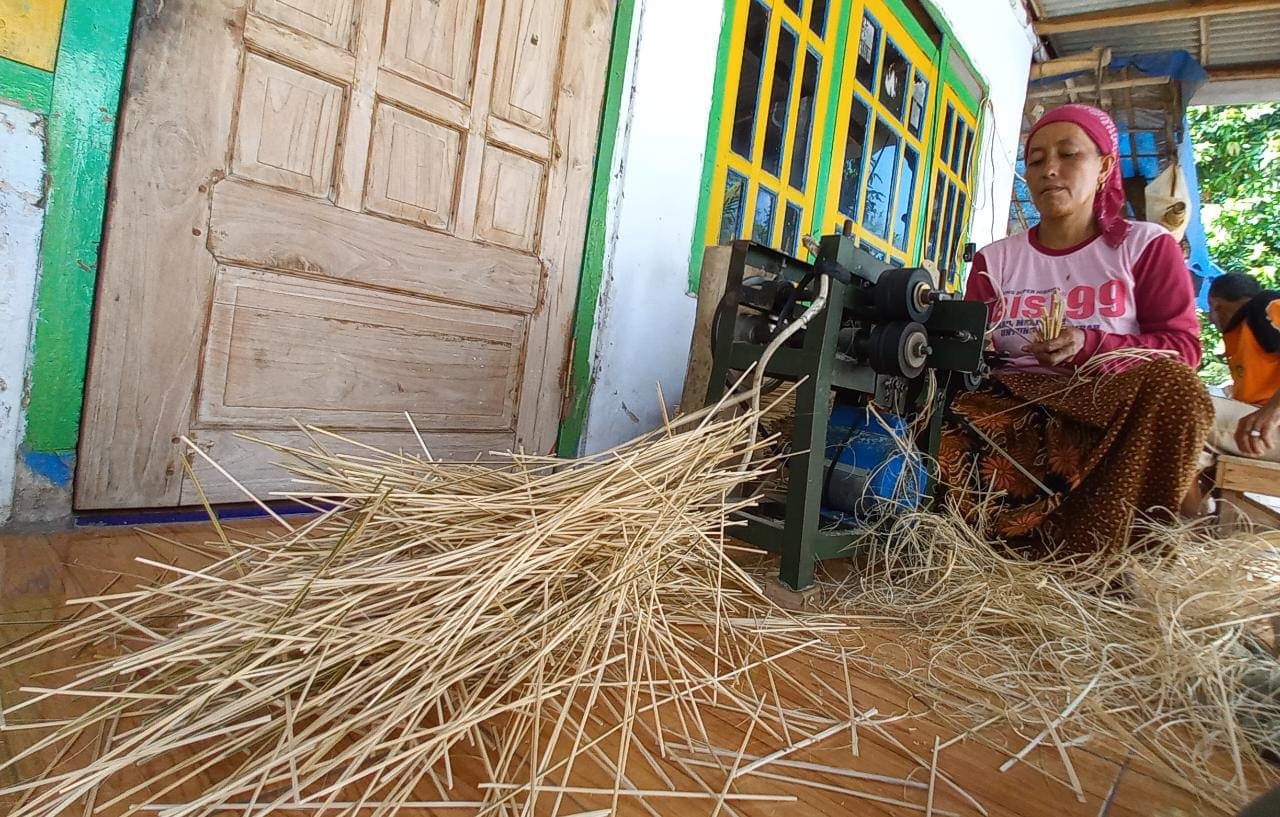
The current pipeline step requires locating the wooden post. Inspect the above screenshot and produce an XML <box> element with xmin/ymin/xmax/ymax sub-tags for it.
<box><xmin>685</xmin><ymin>245</ymin><xmax>734</xmax><ymax>411</ymax></box>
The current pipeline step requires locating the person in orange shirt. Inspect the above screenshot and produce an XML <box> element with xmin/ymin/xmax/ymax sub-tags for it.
<box><xmin>1206</xmin><ymin>273</ymin><xmax>1280</xmax><ymax>461</ymax></box>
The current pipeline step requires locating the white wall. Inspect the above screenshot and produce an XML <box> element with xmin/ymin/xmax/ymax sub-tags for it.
<box><xmin>0</xmin><ymin>102</ymin><xmax>46</xmax><ymax>525</ymax></box>
<box><xmin>931</xmin><ymin>0</ymin><xmax>1037</xmax><ymax>251</ymax></box>
<box><xmin>579</xmin><ymin>0</ymin><xmax>1035</xmax><ymax>454</ymax></box>
<box><xmin>578</xmin><ymin>0</ymin><xmax>724</xmax><ymax>452</ymax></box>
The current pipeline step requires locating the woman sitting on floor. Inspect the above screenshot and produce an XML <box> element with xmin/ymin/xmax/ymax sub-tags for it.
<box><xmin>938</xmin><ymin>103</ymin><xmax>1211</xmax><ymax>560</ymax></box>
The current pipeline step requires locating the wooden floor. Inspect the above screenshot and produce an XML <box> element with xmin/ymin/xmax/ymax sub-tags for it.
<box><xmin>0</xmin><ymin>519</ymin><xmax>1256</xmax><ymax>816</ymax></box>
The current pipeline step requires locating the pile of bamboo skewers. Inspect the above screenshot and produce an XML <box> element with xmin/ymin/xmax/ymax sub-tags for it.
<box><xmin>3</xmin><ymin>391</ymin><xmax>1279</xmax><ymax>815</ymax></box>
<box><xmin>2</xmin><ymin>405</ymin><xmax>954</xmax><ymax>817</ymax></box>
<box><xmin>814</xmin><ymin>503</ymin><xmax>1280</xmax><ymax>811</ymax></box>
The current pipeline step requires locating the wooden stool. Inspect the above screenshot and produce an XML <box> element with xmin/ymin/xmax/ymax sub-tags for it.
<box><xmin>1214</xmin><ymin>455</ymin><xmax>1280</xmax><ymax>534</ymax></box>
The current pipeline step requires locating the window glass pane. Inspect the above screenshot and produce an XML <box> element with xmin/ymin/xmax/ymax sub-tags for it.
<box><xmin>762</xmin><ymin>25</ymin><xmax>798</xmax><ymax>177</ymax></box>
<box><xmin>925</xmin><ymin>170</ymin><xmax>944</xmax><ymax>260</ymax></box>
<box><xmin>862</xmin><ymin>117</ymin><xmax>900</xmax><ymax>240</ymax></box>
<box><xmin>938</xmin><ymin>181</ymin><xmax>957</xmax><ymax>272</ymax></box>
<box><xmin>960</xmin><ymin>126</ymin><xmax>975</xmax><ymax>182</ymax></box>
<box><xmin>837</xmin><ymin>97</ymin><xmax>870</xmax><ymax>221</ymax></box>
<box><xmin>908</xmin><ymin>70</ymin><xmax>928</xmax><ymax>138</ymax></box>
<box><xmin>784</xmin><ymin>0</ymin><xmax>801</xmax><ymax>13</ymax></box>
<box><xmin>950</xmin><ymin>121</ymin><xmax>965</xmax><ymax>169</ymax></box>
<box><xmin>719</xmin><ymin>171</ymin><xmax>748</xmax><ymax>244</ymax></box>
<box><xmin>878</xmin><ymin>39</ymin><xmax>909</xmax><ymax>122</ymax></box>
<box><xmin>809</xmin><ymin>0</ymin><xmax>828</xmax><ymax>37</ymax></box>
<box><xmin>939</xmin><ymin>105</ymin><xmax>954</xmax><ymax>166</ymax></box>
<box><xmin>753</xmin><ymin>186</ymin><xmax>777</xmax><ymax>244</ymax></box>
<box><xmin>782</xmin><ymin>202</ymin><xmax>802</xmax><ymax>255</ymax></box>
<box><xmin>788</xmin><ymin>49</ymin><xmax>820</xmax><ymax>191</ymax></box>
<box><xmin>892</xmin><ymin>145</ymin><xmax>918</xmax><ymax>252</ymax></box>
<box><xmin>855</xmin><ymin>13</ymin><xmax>880</xmax><ymax>90</ymax></box>
<box><xmin>730</xmin><ymin>1</ymin><xmax>770</xmax><ymax>159</ymax></box>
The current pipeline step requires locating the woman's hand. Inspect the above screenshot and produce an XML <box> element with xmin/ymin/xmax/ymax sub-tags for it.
<box><xmin>1023</xmin><ymin>327</ymin><xmax>1084</xmax><ymax>368</ymax></box>
<box><xmin>1234</xmin><ymin>401</ymin><xmax>1280</xmax><ymax>457</ymax></box>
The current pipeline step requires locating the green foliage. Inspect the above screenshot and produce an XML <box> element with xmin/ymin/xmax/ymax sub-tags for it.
<box><xmin>1188</xmin><ymin>103</ymin><xmax>1280</xmax><ymax>384</ymax></box>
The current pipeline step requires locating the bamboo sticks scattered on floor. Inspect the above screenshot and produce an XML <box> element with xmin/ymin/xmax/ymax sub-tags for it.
<box><xmin>3</xmin><ymin>387</ymin><xmax>1279</xmax><ymax>816</ymax></box>
<box><xmin>0</xmin><ymin>402</ymin><xmax>942</xmax><ymax>817</ymax></box>
<box><xmin>812</xmin><ymin>503</ymin><xmax>1280</xmax><ymax>813</ymax></box>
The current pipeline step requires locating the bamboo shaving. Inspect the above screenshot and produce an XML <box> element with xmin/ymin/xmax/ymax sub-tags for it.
<box><xmin>812</xmin><ymin>500</ymin><xmax>1280</xmax><ymax>812</ymax></box>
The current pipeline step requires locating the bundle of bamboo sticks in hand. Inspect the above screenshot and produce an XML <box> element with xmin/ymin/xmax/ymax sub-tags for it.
<box><xmin>1034</xmin><ymin>289</ymin><xmax>1065</xmax><ymax>343</ymax></box>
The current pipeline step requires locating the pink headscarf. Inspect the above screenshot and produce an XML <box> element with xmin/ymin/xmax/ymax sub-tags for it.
<box><xmin>1026</xmin><ymin>103</ymin><xmax>1130</xmax><ymax>248</ymax></box>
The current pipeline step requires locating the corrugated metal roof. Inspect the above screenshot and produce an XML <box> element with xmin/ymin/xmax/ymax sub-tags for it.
<box><xmin>1050</xmin><ymin>18</ymin><xmax>1199</xmax><ymax>60</ymax></box>
<box><xmin>1031</xmin><ymin>0</ymin><xmax>1279</xmax><ymax>75</ymax></box>
<box><xmin>1209</xmin><ymin>11</ymin><xmax>1280</xmax><ymax>66</ymax></box>
<box><xmin>1036</xmin><ymin>0</ymin><xmax>1137</xmax><ymax>14</ymax></box>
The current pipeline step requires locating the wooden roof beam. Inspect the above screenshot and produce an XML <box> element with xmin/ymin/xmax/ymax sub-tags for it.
<box><xmin>1034</xmin><ymin>0</ymin><xmax>1280</xmax><ymax>36</ymax></box>
<box><xmin>1206</xmin><ymin>62</ymin><xmax>1280</xmax><ymax>80</ymax></box>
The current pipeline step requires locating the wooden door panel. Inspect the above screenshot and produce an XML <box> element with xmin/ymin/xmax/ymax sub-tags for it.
<box><xmin>381</xmin><ymin>0</ymin><xmax>480</xmax><ymax>100</ymax></box>
<box><xmin>364</xmin><ymin>103</ymin><xmax>463</xmax><ymax>229</ymax></box>
<box><xmin>243</xmin><ymin>13</ymin><xmax>356</xmax><ymax>81</ymax></box>
<box><xmin>487</xmin><ymin>118</ymin><xmax>552</xmax><ymax>161</ymax></box>
<box><xmin>78</xmin><ymin>0</ymin><xmax>612</xmax><ymax>509</ymax></box>
<box><xmin>181</xmin><ymin>428</ymin><xmax>516</xmax><ymax>505</ymax></box>
<box><xmin>252</xmin><ymin>0</ymin><xmax>356</xmax><ymax>49</ymax></box>
<box><xmin>475</xmin><ymin>145</ymin><xmax>545</xmax><ymax>252</ymax></box>
<box><xmin>231</xmin><ymin>53</ymin><xmax>345</xmax><ymax>197</ymax></box>
<box><xmin>375</xmin><ymin>69</ymin><xmax>471</xmax><ymax>129</ymax></box>
<box><xmin>196</xmin><ymin>267</ymin><xmax>523</xmax><ymax>430</ymax></box>
<box><xmin>491</xmin><ymin>0</ymin><xmax>565</xmax><ymax>133</ymax></box>
<box><xmin>207</xmin><ymin>178</ymin><xmax>541</xmax><ymax>311</ymax></box>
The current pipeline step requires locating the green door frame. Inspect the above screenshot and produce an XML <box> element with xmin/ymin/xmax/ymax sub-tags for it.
<box><xmin>19</xmin><ymin>0</ymin><xmax>137</xmax><ymax>466</ymax></box>
<box><xmin>556</xmin><ymin>0</ymin><xmax>641</xmax><ymax>458</ymax></box>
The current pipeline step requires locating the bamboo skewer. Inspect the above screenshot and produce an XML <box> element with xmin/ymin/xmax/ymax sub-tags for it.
<box><xmin>926</xmin><ymin>737</ymin><xmax>940</xmax><ymax>817</ymax></box>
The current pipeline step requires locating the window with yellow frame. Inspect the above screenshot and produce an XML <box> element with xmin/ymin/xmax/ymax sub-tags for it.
<box><xmin>700</xmin><ymin>0</ymin><xmax>984</xmax><ymax>289</ymax></box>
<box><xmin>705</xmin><ymin>0</ymin><xmax>838</xmax><ymax>258</ymax></box>
<box><xmin>923</xmin><ymin>86</ymin><xmax>980</xmax><ymax>289</ymax></box>
<box><xmin>822</xmin><ymin>2</ymin><xmax>938</xmax><ymax>266</ymax></box>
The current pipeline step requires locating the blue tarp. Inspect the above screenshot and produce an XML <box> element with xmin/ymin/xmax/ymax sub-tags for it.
<box><xmin>1176</xmin><ymin>118</ymin><xmax>1227</xmax><ymax>309</ymax></box>
<box><xmin>1109</xmin><ymin>51</ymin><xmax>1208</xmax><ymax>94</ymax></box>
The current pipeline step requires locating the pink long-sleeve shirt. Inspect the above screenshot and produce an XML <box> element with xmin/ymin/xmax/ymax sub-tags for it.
<box><xmin>964</xmin><ymin>221</ymin><xmax>1201</xmax><ymax>373</ymax></box>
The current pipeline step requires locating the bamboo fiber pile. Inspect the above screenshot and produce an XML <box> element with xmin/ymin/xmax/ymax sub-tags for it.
<box><xmin>819</xmin><ymin>504</ymin><xmax>1280</xmax><ymax>810</ymax></box>
<box><xmin>2</xmin><ymin>408</ymin><xmax>866</xmax><ymax>817</ymax></box>
<box><xmin>4</xmin><ymin>391</ymin><xmax>1280</xmax><ymax>815</ymax></box>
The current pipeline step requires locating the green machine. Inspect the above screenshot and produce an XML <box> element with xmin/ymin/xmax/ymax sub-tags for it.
<box><xmin>703</xmin><ymin>233</ymin><xmax>989</xmax><ymax>590</ymax></box>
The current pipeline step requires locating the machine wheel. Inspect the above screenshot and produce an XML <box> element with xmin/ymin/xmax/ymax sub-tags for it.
<box><xmin>874</xmin><ymin>267</ymin><xmax>935</xmax><ymax>322</ymax></box>
<box><xmin>868</xmin><ymin>321</ymin><xmax>930</xmax><ymax>378</ymax></box>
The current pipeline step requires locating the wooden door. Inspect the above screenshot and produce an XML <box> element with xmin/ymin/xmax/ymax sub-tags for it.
<box><xmin>77</xmin><ymin>0</ymin><xmax>613</xmax><ymax>508</ymax></box>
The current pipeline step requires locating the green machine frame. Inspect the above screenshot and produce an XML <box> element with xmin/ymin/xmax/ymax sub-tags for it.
<box><xmin>704</xmin><ymin>236</ymin><xmax>987</xmax><ymax>590</ymax></box>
